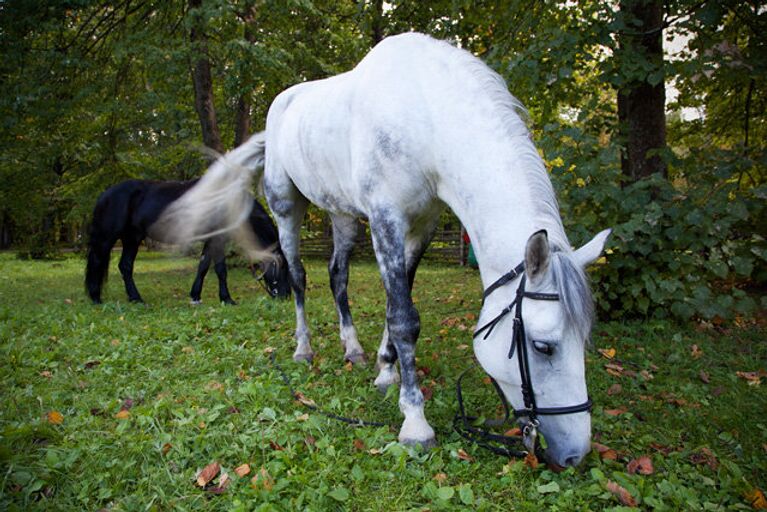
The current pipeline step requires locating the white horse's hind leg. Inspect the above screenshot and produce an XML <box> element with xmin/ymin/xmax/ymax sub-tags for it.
<box><xmin>369</xmin><ymin>210</ymin><xmax>435</xmax><ymax>448</ymax></box>
<box><xmin>266</xmin><ymin>184</ymin><xmax>313</xmax><ymax>363</ymax></box>
<box><xmin>328</xmin><ymin>214</ymin><xmax>366</xmax><ymax>364</ymax></box>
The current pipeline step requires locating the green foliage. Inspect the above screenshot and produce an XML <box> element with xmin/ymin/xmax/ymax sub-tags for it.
<box><xmin>543</xmin><ymin>122</ymin><xmax>766</xmax><ymax>320</ymax></box>
<box><xmin>0</xmin><ymin>255</ymin><xmax>765</xmax><ymax>510</ymax></box>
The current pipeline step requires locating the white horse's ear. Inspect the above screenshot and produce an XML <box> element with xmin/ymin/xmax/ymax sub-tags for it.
<box><xmin>525</xmin><ymin>229</ymin><xmax>551</xmax><ymax>284</ymax></box>
<box><xmin>573</xmin><ymin>228</ymin><xmax>612</xmax><ymax>268</ymax></box>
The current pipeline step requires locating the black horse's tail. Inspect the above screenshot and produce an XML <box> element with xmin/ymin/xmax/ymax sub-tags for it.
<box><xmin>85</xmin><ymin>187</ymin><xmax>125</xmax><ymax>304</ymax></box>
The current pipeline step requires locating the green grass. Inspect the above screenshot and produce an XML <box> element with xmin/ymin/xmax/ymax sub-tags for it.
<box><xmin>0</xmin><ymin>251</ymin><xmax>765</xmax><ymax>511</ymax></box>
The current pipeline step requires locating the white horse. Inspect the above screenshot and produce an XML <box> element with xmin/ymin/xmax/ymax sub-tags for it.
<box><xmin>162</xmin><ymin>32</ymin><xmax>610</xmax><ymax>467</ymax></box>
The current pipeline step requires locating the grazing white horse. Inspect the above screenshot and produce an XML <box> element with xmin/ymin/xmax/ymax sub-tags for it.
<box><xmin>162</xmin><ymin>32</ymin><xmax>610</xmax><ymax>467</ymax></box>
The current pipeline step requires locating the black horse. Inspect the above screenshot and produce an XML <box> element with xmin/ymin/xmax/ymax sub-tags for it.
<box><xmin>85</xmin><ymin>179</ymin><xmax>290</xmax><ymax>304</ymax></box>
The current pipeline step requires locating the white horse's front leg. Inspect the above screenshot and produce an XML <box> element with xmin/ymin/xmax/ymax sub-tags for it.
<box><xmin>374</xmin><ymin>323</ymin><xmax>400</xmax><ymax>392</ymax></box>
<box><xmin>370</xmin><ymin>211</ymin><xmax>435</xmax><ymax>448</ymax></box>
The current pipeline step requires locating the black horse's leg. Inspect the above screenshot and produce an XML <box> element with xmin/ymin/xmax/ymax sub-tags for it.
<box><xmin>210</xmin><ymin>237</ymin><xmax>235</xmax><ymax>305</ymax></box>
<box><xmin>374</xmin><ymin>220</ymin><xmax>438</xmax><ymax>393</ymax></box>
<box><xmin>369</xmin><ymin>209</ymin><xmax>435</xmax><ymax>447</ymax></box>
<box><xmin>118</xmin><ymin>236</ymin><xmax>143</xmax><ymax>303</ymax></box>
<box><xmin>328</xmin><ymin>214</ymin><xmax>365</xmax><ymax>364</ymax></box>
<box><xmin>85</xmin><ymin>237</ymin><xmax>117</xmax><ymax>304</ymax></box>
<box><xmin>190</xmin><ymin>240</ymin><xmax>212</xmax><ymax>304</ymax></box>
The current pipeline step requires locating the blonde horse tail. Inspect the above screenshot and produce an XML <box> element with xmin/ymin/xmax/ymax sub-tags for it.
<box><xmin>156</xmin><ymin>131</ymin><xmax>270</xmax><ymax>259</ymax></box>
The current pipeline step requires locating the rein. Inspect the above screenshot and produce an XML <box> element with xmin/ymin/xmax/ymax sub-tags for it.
<box><xmin>454</xmin><ymin>260</ymin><xmax>592</xmax><ymax>457</ymax></box>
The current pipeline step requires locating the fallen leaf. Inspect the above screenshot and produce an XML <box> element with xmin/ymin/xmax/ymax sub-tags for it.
<box><xmin>196</xmin><ymin>461</ymin><xmax>220</xmax><ymax>487</ymax></box>
<box><xmin>456</xmin><ymin>344</ymin><xmax>469</xmax><ymax>350</ymax></box>
<box><xmin>352</xmin><ymin>439</ymin><xmax>366</xmax><ymax>451</ymax></box>
<box><xmin>592</xmin><ymin>442</ymin><xmax>618</xmax><ymax>460</ymax></box>
<box><xmin>110</xmin><ymin>338</ymin><xmax>120</xmax><ymax>346</ymax></box>
<box><xmin>699</xmin><ymin>370</ymin><xmax>710</xmax><ymax>384</ymax></box>
<box><xmin>40</xmin><ymin>370</ymin><xmax>52</xmax><ymax>378</ymax></box>
<box><xmin>47</xmin><ymin>411</ymin><xmax>64</xmax><ymax>424</ymax></box>
<box><xmin>234</xmin><ymin>464</ymin><xmax>251</xmax><ymax>477</ymax></box>
<box><xmin>121</xmin><ymin>398</ymin><xmax>134</xmax><ymax>410</ymax></box>
<box><xmin>482</xmin><ymin>376</ymin><xmax>492</xmax><ymax>385</ymax></box>
<box><xmin>269</xmin><ymin>441</ymin><xmax>283</xmax><ymax>451</ymax></box>
<box><xmin>690</xmin><ymin>447</ymin><xmax>718</xmax><ymax>470</ymax></box>
<box><xmin>605</xmin><ymin>480</ymin><xmax>637</xmax><ymax>507</ymax></box>
<box><xmin>251</xmin><ymin>467</ymin><xmax>274</xmax><ymax>491</ymax></box>
<box><xmin>605</xmin><ymin>362</ymin><xmax>624</xmax><ymax>377</ymax></box>
<box><xmin>114</xmin><ymin>410</ymin><xmax>130</xmax><ymax>420</ymax></box>
<box><xmin>305</xmin><ymin>435</ymin><xmax>316</xmax><ymax>447</ymax></box>
<box><xmin>206</xmin><ymin>381</ymin><xmax>224</xmax><ymax>392</ymax></box>
<box><xmin>746</xmin><ymin>488</ymin><xmax>767</xmax><ymax>510</ymax></box>
<box><xmin>84</xmin><ymin>360</ymin><xmax>101</xmax><ymax>369</ymax></box>
<box><xmin>457</xmin><ymin>449</ymin><xmax>474</xmax><ymax>462</ymax></box>
<box><xmin>690</xmin><ymin>344</ymin><xmax>703</xmax><ymax>359</ymax></box>
<box><xmin>263</xmin><ymin>346</ymin><xmax>274</xmax><ymax>354</ymax></box>
<box><xmin>604</xmin><ymin>408</ymin><xmax>628</xmax><ymax>416</ymax></box>
<box><xmin>640</xmin><ymin>370</ymin><xmax>654</xmax><ymax>381</ymax></box>
<box><xmin>162</xmin><ymin>443</ymin><xmax>172</xmax><ymax>455</ymax></box>
<box><xmin>649</xmin><ymin>442</ymin><xmax>676</xmax><ymax>455</ymax></box>
<box><xmin>524</xmin><ymin>452</ymin><xmax>539</xmax><ymax>469</ymax></box>
<box><xmin>420</xmin><ymin>386</ymin><xmax>433</xmax><ymax>401</ymax></box>
<box><xmin>433</xmin><ymin>472</ymin><xmax>448</xmax><ymax>484</ymax></box>
<box><xmin>598</xmin><ymin>348</ymin><xmax>616</xmax><ymax>359</ymax></box>
<box><xmin>627</xmin><ymin>455</ymin><xmax>654</xmax><ymax>475</ymax></box>
<box><xmin>294</xmin><ymin>392</ymin><xmax>316</xmax><ymax>407</ymax></box>
<box><xmin>504</xmin><ymin>427</ymin><xmax>522</xmax><ymax>437</ymax></box>
<box><xmin>368</xmin><ymin>448</ymin><xmax>382</xmax><ymax>455</ymax></box>
<box><xmin>607</xmin><ymin>383</ymin><xmax>622</xmax><ymax>396</ymax></box>
<box><xmin>64</xmin><ymin>298</ymin><xmax>73</xmax><ymax>305</ymax></box>
<box><xmin>297</xmin><ymin>413</ymin><xmax>309</xmax><ymax>421</ymax></box>
<box><xmin>181</xmin><ymin>346</ymin><xmax>194</xmax><ymax>353</ymax></box>
<box><xmin>736</xmin><ymin>371</ymin><xmax>764</xmax><ymax>386</ymax></box>
<box><xmin>344</xmin><ymin>361</ymin><xmax>353</xmax><ymax>372</ymax></box>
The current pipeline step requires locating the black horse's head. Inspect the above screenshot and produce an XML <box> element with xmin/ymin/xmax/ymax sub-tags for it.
<box><xmin>253</xmin><ymin>248</ymin><xmax>291</xmax><ymax>299</ymax></box>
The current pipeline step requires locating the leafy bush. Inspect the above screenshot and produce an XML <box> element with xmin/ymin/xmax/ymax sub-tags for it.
<box><xmin>542</xmin><ymin>124</ymin><xmax>766</xmax><ymax>320</ymax></box>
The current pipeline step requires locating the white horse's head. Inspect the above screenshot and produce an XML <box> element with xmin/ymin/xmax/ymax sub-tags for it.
<box><xmin>476</xmin><ymin>228</ymin><xmax>610</xmax><ymax>467</ymax></box>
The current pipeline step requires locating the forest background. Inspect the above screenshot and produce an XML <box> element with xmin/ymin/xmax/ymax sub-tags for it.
<box><xmin>0</xmin><ymin>0</ymin><xmax>764</xmax><ymax>320</ymax></box>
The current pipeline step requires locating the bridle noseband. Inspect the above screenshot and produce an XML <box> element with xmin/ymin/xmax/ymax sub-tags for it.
<box><xmin>456</xmin><ymin>260</ymin><xmax>592</xmax><ymax>455</ymax></box>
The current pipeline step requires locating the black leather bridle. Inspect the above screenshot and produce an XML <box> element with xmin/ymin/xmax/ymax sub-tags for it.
<box><xmin>454</xmin><ymin>260</ymin><xmax>592</xmax><ymax>457</ymax></box>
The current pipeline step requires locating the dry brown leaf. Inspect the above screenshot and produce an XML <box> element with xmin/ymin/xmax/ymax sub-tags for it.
<box><xmin>84</xmin><ymin>360</ymin><xmax>101</xmax><ymax>369</ymax></box>
<box><xmin>251</xmin><ymin>467</ymin><xmax>274</xmax><ymax>491</ymax></box>
<box><xmin>607</xmin><ymin>383</ymin><xmax>622</xmax><ymax>396</ymax></box>
<box><xmin>263</xmin><ymin>346</ymin><xmax>274</xmax><ymax>354</ymax></box>
<box><xmin>196</xmin><ymin>461</ymin><xmax>220</xmax><ymax>487</ymax></box>
<box><xmin>690</xmin><ymin>447</ymin><xmax>718</xmax><ymax>470</ymax></box>
<box><xmin>420</xmin><ymin>386</ymin><xmax>433</xmax><ymax>401</ymax></box>
<box><xmin>598</xmin><ymin>348</ymin><xmax>617</xmax><ymax>359</ymax></box>
<box><xmin>234</xmin><ymin>464</ymin><xmax>251</xmax><ymax>477</ymax></box>
<box><xmin>206</xmin><ymin>381</ymin><xmax>224</xmax><ymax>392</ymax></box>
<box><xmin>736</xmin><ymin>371</ymin><xmax>764</xmax><ymax>386</ymax></box>
<box><xmin>746</xmin><ymin>488</ymin><xmax>767</xmax><ymax>510</ymax></box>
<box><xmin>162</xmin><ymin>443</ymin><xmax>172</xmax><ymax>455</ymax></box>
<box><xmin>181</xmin><ymin>346</ymin><xmax>194</xmax><ymax>354</ymax></box>
<box><xmin>627</xmin><ymin>455</ymin><xmax>654</xmax><ymax>475</ymax></box>
<box><xmin>504</xmin><ymin>427</ymin><xmax>522</xmax><ymax>437</ymax></box>
<box><xmin>456</xmin><ymin>344</ymin><xmax>469</xmax><ymax>350</ymax></box>
<box><xmin>344</xmin><ymin>361</ymin><xmax>353</xmax><ymax>372</ymax></box>
<box><xmin>269</xmin><ymin>441</ymin><xmax>283</xmax><ymax>451</ymax></box>
<box><xmin>605</xmin><ymin>480</ymin><xmax>637</xmax><ymax>507</ymax></box>
<box><xmin>524</xmin><ymin>452</ymin><xmax>539</xmax><ymax>469</ymax></box>
<box><xmin>297</xmin><ymin>413</ymin><xmax>309</xmax><ymax>421</ymax></box>
<box><xmin>690</xmin><ymin>344</ymin><xmax>703</xmax><ymax>359</ymax></box>
<box><xmin>368</xmin><ymin>448</ymin><xmax>382</xmax><ymax>455</ymax></box>
<box><xmin>604</xmin><ymin>408</ymin><xmax>628</xmax><ymax>416</ymax></box>
<box><xmin>305</xmin><ymin>435</ymin><xmax>316</xmax><ymax>447</ymax></box>
<box><xmin>592</xmin><ymin>442</ymin><xmax>618</xmax><ymax>460</ymax></box>
<box><xmin>433</xmin><ymin>472</ymin><xmax>448</xmax><ymax>484</ymax></box>
<box><xmin>47</xmin><ymin>410</ymin><xmax>64</xmax><ymax>424</ymax></box>
<box><xmin>352</xmin><ymin>439</ymin><xmax>366</xmax><ymax>451</ymax></box>
<box><xmin>605</xmin><ymin>362</ymin><xmax>624</xmax><ymax>377</ymax></box>
<box><xmin>457</xmin><ymin>448</ymin><xmax>475</xmax><ymax>462</ymax></box>
<box><xmin>114</xmin><ymin>410</ymin><xmax>130</xmax><ymax>420</ymax></box>
<box><xmin>40</xmin><ymin>370</ymin><xmax>52</xmax><ymax>378</ymax></box>
<box><xmin>699</xmin><ymin>370</ymin><xmax>710</xmax><ymax>384</ymax></box>
<box><xmin>640</xmin><ymin>370</ymin><xmax>654</xmax><ymax>381</ymax></box>
<box><xmin>206</xmin><ymin>472</ymin><xmax>231</xmax><ymax>494</ymax></box>
<box><xmin>111</xmin><ymin>338</ymin><xmax>120</xmax><ymax>346</ymax></box>
<box><xmin>482</xmin><ymin>376</ymin><xmax>492</xmax><ymax>385</ymax></box>
<box><xmin>294</xmin><ymin>392</ymin><xmax>316</xmax><ymax>407</ymax></box>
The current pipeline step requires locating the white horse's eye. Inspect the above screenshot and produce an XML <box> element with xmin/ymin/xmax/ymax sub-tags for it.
<box><xmin>533</xmin><ymin>340</ymin><xmax>556</xmax><ymax>356</ymax></box>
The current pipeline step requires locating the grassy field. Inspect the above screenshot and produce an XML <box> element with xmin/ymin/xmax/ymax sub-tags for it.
<box><xmin>0</xmin><ymin>251</ymin><xmax>765</xmax><ymax>511</ymax></box>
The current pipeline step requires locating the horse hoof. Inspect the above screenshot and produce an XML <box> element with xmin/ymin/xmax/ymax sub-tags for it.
<box><xmin>190</xmin><ymin>299</ymin><xmax>202</xmax><ymax>305</ymax></box>
<box><xmin>344</xmin><ymin>351</ymin><xmax>367</xmax><ymax>366</ymax></box>
<box><xmin>400</xmin><ymin>436</ymin><xmax>437</xmax><ymax>450</ymax></box>
<box><xmin>293</xmin><ymin>353</ymin><xmax>314</xmax><ymax>364</ymax></box>
<box><xmin>222</xmin><ymin>299</ymin><xmax>237</xmax><ymax>305</ymax></box>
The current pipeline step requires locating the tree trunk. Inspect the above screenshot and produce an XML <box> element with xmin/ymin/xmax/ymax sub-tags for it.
<box><xmin>234</xmin><ymin>11</ymin><xmax>257</xmax><ymax>148</ymax></box>
<box><xmin>617</xmin><ymin>0</ymin><xmax>667</xmax><ymax>182</ymax></box>
<box><xmin>189</xmin><ymin>0</ymin><xmax>223</xmax><ymax>154</ymax></box>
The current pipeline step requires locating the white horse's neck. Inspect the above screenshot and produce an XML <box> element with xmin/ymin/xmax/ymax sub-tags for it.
<box><xmin>437</xmin><ymin>135</ymin><xmax>568</xmax><ymax>294</ymax></box>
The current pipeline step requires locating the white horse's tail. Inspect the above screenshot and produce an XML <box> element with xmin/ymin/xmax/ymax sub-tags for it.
<box><xmin>156</xmin><ymin>131</ymin><xmax>271</xmax><ymax>260</ymax></box>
